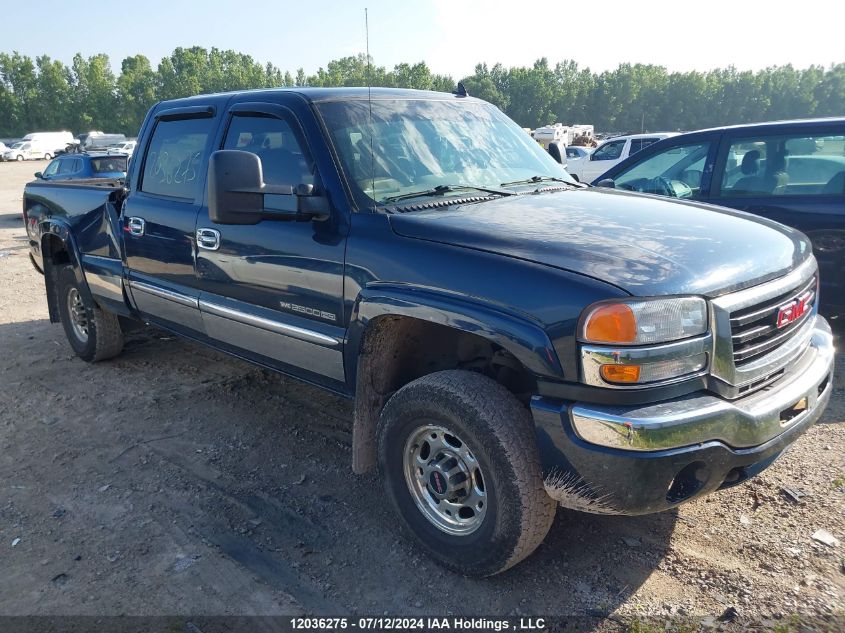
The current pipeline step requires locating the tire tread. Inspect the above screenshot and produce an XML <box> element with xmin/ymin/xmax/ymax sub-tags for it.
<box><xmin>379</xmin><ymin>369</ymin><xmax>555</xmax><ymax>576</ymax></box>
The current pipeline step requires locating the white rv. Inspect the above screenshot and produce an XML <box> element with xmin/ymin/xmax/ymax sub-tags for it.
<box><xmin>532</xmin><ymin>123</ymin><xmax>596</xmax><ymax>149</ymax></box>
<box><xmin>532</xmin><ymin>124</ymin><xmax>570</xmax><ymax>149</ymax></box>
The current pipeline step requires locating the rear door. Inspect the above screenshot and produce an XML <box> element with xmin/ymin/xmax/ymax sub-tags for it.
<box><xmin>194</xmin><ymin>95</ymin><xmax>349</xmax><ymax>388</ymax></box>
<box><xmin>122</xmin><ymin>105</ymin><xmax>222</xmax><ymax>336</ymax></box>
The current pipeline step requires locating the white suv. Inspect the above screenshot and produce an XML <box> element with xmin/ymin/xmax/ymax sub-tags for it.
<box><xmin>566</xmin><ymin>132</ymin><xmax>678</xmax><ymax>183</ymax></box>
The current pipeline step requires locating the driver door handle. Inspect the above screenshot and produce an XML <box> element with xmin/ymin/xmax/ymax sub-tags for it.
<box><xmin>196</xmin><ymin>228</ymin><xmax>221</xmax><ymax>251</ymax></box>
<box><xmin>127</xmin><ymin>217</ymin><xmax>145</xmax><ymax>236</ymax></box>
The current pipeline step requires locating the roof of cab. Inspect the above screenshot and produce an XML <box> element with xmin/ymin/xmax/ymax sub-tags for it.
<box><xmin>156</xmin><ymin>86</ymin><xmax>475</xmax><ymax>110</ymax></box>
<box><xmin>688</xmin><ymin>117</ymin><xmax>845</xmax><ymax>136</ymax></box>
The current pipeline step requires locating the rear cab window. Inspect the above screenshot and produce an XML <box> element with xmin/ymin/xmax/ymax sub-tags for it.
<box><xmin>92</xmin><ymin>156</ymin><xmax>128</xmax><ymax>173</ymax></box>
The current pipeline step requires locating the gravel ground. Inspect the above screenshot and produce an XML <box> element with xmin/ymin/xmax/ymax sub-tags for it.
<box><xmin>0</xmin><ymin>160</ymin><xmax>842</xmax><ymax>629</ymax></box>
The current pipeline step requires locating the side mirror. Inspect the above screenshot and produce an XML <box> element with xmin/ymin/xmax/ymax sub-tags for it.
<box><xmin>595</xmin><ymin>178</ymin><xmax>615</xmax><ymax>189</ymax></box>
<box><xmin>207</xmin><ymin>150</ymin><xmax>330</xmax><ymax>225</ymax></box>
<box><xmin>34</xmin><ymin>172</ymin><xmax>43</xmax><ymax>179</ymax></box>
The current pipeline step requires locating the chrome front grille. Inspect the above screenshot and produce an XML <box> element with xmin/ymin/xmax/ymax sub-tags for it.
<box><xmin>730</xmin><ymin>275</ymin><xmax>817</xmax><ymax>366</ymax></box>
<box><xmin>709</xmin><ymin>257</ymin><xmax>819</xmax><ymax>396</ymax></box>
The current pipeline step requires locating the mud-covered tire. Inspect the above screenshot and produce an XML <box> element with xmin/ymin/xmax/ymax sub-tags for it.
<box><xmin>57</xmin><ymin>266</ymin><xmax>124</xmax><ymax>362</ymax></box>
<box><xmin>377</xmin><ymin>370</ymin><xmax>556</xmax><ymax>576</ymax></box>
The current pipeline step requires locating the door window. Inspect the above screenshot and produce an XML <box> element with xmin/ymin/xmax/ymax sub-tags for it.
<box><xmin>58</xmin><ymin>158</ymin><xmax>76</xmax><ymax>175</ymax></box>
<box><xmin>223</xmin><ymin>114</ymin><xmax>314</xmax><ymax>187</ymax></box>
<box><xmin>43</xmin><ymin>159</ymin><xmax>60</xmax><ymax>177</ymax></box>
<box><xmin>141</xmin><ymin>117</ymin><xmax>213</xmax><ymax>200</ymax></box>
<box><xmin>719</xmin><ymin>132</ymin><xmax>845</xmax><ymax>197</ymax></box>
<box><xmin>592</xmin><ymin>140</ymin><xmax>625</xmax><ymax>161</ymax></box>
<box><xmin>629</xmin><ymin>138</ymin><xmax>661</xmax><ymax>155</ymax></box>
<box><xmin>614</xmin><ymin>142</ymin><xmax>711</xmax><ymax>198</ymax></box>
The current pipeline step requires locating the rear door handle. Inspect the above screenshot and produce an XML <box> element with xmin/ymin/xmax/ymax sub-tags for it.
<box><xmin>196</xmin><ymin>228</ymin><xmax>221</xmax><ymax>251</ymax></box>
<box><xmin>127</xmin><ymin>216</ymin><xmax>145</xmax><ymax>236</ymax></box>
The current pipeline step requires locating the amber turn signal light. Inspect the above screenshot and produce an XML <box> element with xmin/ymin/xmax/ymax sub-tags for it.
<box><xmin>600</xmin><ymin>364</ymin><xmax>641</xmax><ymax>383</ymax></box>
<box><xmin>583</xmin><ymin>303</ymin><xmax>637</xmax><ymax>343</ymax></box>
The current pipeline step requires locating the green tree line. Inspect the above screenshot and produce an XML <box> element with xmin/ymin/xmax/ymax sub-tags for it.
<box><xmin>1</xmin><ymin>47</ymin><xmax>843</xmax><ymax>138</ymax></box>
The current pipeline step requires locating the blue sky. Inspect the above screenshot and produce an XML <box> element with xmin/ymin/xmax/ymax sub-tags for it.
<box><xmin>3</xmin><ymin>0</ymin><xmax>844</xmax><ymax>78</ymax></box>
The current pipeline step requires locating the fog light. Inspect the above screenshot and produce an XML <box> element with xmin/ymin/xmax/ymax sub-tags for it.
<box><xmin>600</xmin><ymin>364</ymin><xmax>641</xmax><ymax>383</ymax></box>
<box><xmin>600</xmin><ymin>353</ymin><xmax>707</xmax><ymax>385</ymax></box>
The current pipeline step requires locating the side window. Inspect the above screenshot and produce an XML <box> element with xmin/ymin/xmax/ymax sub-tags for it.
<box><xmin>720</xmin><ymin>132</ymin><xmax>845</xmax><ymax>197</ymax></box>
<box><xmin>58</xmin><ymin>159</ymin><xmax>76</xmax><ymax>175</ymax></box>
<box><xmin>592</xmin><ymin>140</ymin><xmax>625</xmax><ymax>161</ymax></box>
<box><xmin>43</xmin><ymin>159</ymin><xmax>61</xmax><ymax>176</ymax></box>
<box><xmin>614</xmin><ymin>142</ymin><xmax>712</xmax><ymax>198</ymax></box>
<box><xmin>141</xmin><ymin>116</ymin><xmax>213</xmax><ymax>200</ymax></box>
<box><xmin>72</xmin><ymin>158</ymin><xmax>83</xmax><ymax>172</ymax></box>
<box><xmin>223</xmin><ymin>113</ymin><xmax>314</xmax><ymax>187</ymax></box>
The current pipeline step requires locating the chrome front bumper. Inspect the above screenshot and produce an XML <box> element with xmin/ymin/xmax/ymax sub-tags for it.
<box><xmin>570</xmin><ymin>316</ymin><xmax>834</xmax><ymax>451</ymax></box>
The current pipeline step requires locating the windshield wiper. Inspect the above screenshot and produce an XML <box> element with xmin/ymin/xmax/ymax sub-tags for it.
<box><xmin>500</xmin><ymin>175</ymin><xmax>574</xmax><ymax>187</ymax></box>
<box><xmin>382</xmin><ymin>184</ymin><xmax>515</xmax><ymax>204</ymax></box>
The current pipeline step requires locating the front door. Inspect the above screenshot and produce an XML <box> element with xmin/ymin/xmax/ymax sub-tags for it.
<box><xmin>194</xmin><ymin>98</ymin><xmax>349</xmax><ymax>388</ymax></box>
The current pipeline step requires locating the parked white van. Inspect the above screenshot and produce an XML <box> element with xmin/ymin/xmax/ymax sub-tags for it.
<box><xmin>2</xmin><ymin>140</ymin><xmax>55</xmax><ymax>161</ymax></box>
<box><xmin>21</xmin><ymin>131</ymin><xmax>75</xmax><ymax>154</ymax></box>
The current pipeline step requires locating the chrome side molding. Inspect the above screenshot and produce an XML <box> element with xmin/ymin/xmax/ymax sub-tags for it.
<box><xmin>129</xmin><ymin>280</ymin><xmax>198</xmax><ymax>308</ymax></box>
<box><xmin>199</xmin><ymin>299</ymin><xmax>339</xmax><ymax>347</ymax></box>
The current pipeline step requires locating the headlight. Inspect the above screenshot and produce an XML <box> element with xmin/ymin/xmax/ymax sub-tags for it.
<box><xmin>580</xmin><ymin>297</ymin><xmax>708</xmax><ymax>345</ymax></box>
<box><xmin>579</xmin><ymin>297</ymin><xmax>710</xmax><ymax>388</ymax></box>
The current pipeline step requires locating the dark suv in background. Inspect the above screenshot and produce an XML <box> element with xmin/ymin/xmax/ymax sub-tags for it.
<box><xmin>592</xmin><ymin>118</ymin><xmax>845</xmax><ymax>315</ymax></box>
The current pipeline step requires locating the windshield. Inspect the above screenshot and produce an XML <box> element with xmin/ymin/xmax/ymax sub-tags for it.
<box><xmin>316</xmin><ymin>98</ymin><xmax>576</xmax><ymax>206</ymax></box>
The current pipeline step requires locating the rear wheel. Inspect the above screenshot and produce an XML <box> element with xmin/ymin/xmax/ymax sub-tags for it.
<box><xmin>378</xmin><ymin>370</ymin><xmax>555</xmax><ymax>576</ymax></box>
<box><xmin>57</xmin><ymin>266</ymin><xmax>124</xmax><ymax>362</ymax></box>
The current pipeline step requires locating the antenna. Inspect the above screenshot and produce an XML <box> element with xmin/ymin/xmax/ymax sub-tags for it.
<box><xmin>365</xmin><ymin>7</ymin><xmax>375</xmax><ymax>210</ymax></box>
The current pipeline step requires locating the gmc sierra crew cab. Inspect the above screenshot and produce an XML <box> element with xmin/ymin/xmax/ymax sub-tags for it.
<box><xmin>23</xmin><ymin>88</ymin><xmax>834</xmax><ymax>577</ymax></box>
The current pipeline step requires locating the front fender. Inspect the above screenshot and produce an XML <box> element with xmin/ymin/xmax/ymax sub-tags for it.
<box><xmin>344</xmin><ymin>283</ymin><xmax>565</xmax><ymax>388</ymax></box>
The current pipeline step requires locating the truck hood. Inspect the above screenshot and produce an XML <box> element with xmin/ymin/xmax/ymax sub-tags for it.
<box><xmin>388</xmin><ymin>188</ymin><xmax>812</xmax><ymax>297</ymax></box>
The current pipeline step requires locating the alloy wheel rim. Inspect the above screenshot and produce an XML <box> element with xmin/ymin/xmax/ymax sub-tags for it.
<box><xmin>67</xmin><ymin>288</ymin><xmax>89</xmax><ymax>342</ymax></box>
<box><xmin>402</xmin><ymin>424</ymin><xmax>488</xmax><ymax>535</ymax></box>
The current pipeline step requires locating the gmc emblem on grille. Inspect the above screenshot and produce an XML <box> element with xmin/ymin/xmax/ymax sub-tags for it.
<box><xmin>776</xmin><ymin>292</ymin><xmax>813</xmax><ymax>328</ymax></box>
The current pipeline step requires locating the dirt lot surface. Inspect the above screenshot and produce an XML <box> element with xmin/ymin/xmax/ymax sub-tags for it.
<box><xmin>0</xmin><ymin>160</ymin><xmax>843</xmax><ymax>628</ymax></box>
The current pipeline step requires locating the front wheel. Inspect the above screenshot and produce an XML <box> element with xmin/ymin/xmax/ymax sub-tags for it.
<box><xmin>377</xmin><ymin>370</ymin><xmax>556</xmax><ymax>576</ymax></box>
<box><xmin>57</xmin><ymin>266</ymin><xmax>124</xmax><ymax>362</ymax></box>
<box><xmin>16</xmin><ymin>154</ymin><xmax>23</xmax><ymax>161</ymax></box>
<box><xmin>44</xmin><ymin>153</ymin><xmax>52</xmax><ymax>160</ymax></box>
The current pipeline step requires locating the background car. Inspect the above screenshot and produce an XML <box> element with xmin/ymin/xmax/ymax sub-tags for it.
<box><xmin>35</xmin><ymin>153</ymin><xmax>128</xmax><ymax>181</ymax></box>
<box><xmin>592</xmin><ymin>117</ymin><xmax>845</xmax><ymax>315</ymax></box>
<box><xmin>565</xmin><ymin>132</ymin><xmax>677</xmax><ymax>182</ymax></box>
<box><xmin>108</xmin><ymin>140</ymin><xmax>136</xmax><ymax>157</ymax></box>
